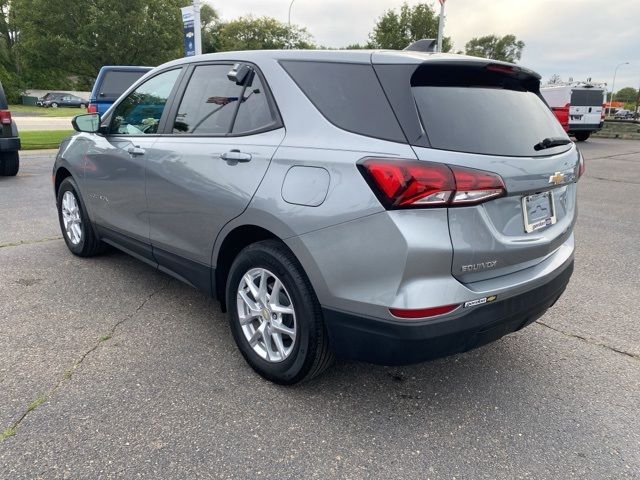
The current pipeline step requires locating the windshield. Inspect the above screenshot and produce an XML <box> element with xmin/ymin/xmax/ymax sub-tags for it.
<box><xmin>413</xmin><ymin>86</ymin><xmax>569</xmax><ymax>156</ymax></box>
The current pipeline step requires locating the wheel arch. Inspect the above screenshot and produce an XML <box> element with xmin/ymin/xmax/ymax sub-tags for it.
<box><xmin>214</xmin><ymin>224</ymin><xmax>281</xmax><ymax>312</ymax></box>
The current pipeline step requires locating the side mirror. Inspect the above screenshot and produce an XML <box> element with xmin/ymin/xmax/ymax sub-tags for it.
<box><xmin>72</xmin><ymin>113</ymin><xmax>101</xmax><ymax>133</ymax></box>
<box><xmin>227</xmin><ymin>63</ymin><xmax>253</xmax><ymax>85</ymax></box>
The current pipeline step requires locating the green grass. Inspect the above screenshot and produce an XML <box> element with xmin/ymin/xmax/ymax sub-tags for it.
<box><xmin>0</xmin><ymin>426</ymin><xmax>17</xmax><ymax>441</ymax></box>
<box><xmin>27</xmin><ymin>394</ymin><xmax>47</xmax><ymax>413</ymax></box>
<box><xmin>20</xmin><ymin>130</ymin><xmax>74</xmax><ymax>150</ymax></box>
<box><xmin>10</xmin><ymin>104</ymin><xmax>85</xmax><ymax>117</ymax></box>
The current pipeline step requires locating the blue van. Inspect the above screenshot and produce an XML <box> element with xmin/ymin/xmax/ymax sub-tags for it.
<box><xmin>88</xmin><ymin>66</ymin><xmax>152</xmax><ymax>115</ymax></box>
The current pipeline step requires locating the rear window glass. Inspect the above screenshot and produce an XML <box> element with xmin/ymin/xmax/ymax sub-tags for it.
<box><xmin>280</xmin><ymin>61</ymin><xmax>406</xmax><ymax>143</ymax></box>
<box><xmin>377</xmin><ymin>63</ymin><xmax>569</xmax><ymax>157</ymax></box>
<box><xmin>98</xmin><ymin>71</ymin><xmax>148</xmax><ymax>101</ymax></box>
<box><xmin>571</xmin><ymin>89</ymin><xmax>604</xmax><ymax>106</ymax></box>
<box><xmin>414</xmin><ymin>86</ymin><xmax>568</xmax><ymax>156</ymax></box>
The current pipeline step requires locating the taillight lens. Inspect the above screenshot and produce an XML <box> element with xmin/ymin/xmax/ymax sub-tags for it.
<box><xmin>0</xmin><ymin>109</ymin><xmax>12</xmax><ymax>125</ymax></box>
<box><xmin>551</xmin><ymin>103</ymin><xmax>570</xmax><ymax>132</ymax></box>
<box><xmin>87</xmin><ymin>103</ymin><xmax>97</xmax><ymax>113</ymax></box>
<box><xmin>601</xmin><ymin>103</ymin><xmax>606</xmax><ymax>121</ymax></box>
<box><xmin>358</xmin><ymin>158</ymin><xmax>506</xmax><ymax>209</ymax></box>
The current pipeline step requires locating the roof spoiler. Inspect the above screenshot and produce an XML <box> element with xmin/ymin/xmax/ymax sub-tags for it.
<box><xmin>404</xmin><ymin>39</ymin><xmax>437</xmax><ymax>53</ymax></box>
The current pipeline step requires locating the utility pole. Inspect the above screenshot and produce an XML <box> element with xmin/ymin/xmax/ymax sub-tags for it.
<box><xmin>193</xmin><ymin>0</ymin><xmax>202</xmax><ymax>55</ymax></box>
<box><xmin>437</xmin><ymin>0</ymin><xmax>446</xmax><ymax>53</ymax></box>
<box><xmin>635</xmin><ymin>82</ymin><xmax>640</xmax><ymax>119</ymax></box>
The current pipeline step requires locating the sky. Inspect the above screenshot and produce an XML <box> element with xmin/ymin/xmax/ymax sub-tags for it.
<box><xmin>206</xmin><ymin>0</ymin><xmax>640</xmax><ymax>91</ymax></box>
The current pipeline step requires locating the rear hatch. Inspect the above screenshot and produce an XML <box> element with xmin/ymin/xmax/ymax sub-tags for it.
<box><xmin>373</xmin><ymin>54</ymin><xmax>580</xmax><ymax>283</ymax></box>
<box><xmin>569</xmin><ymin>87</ymin><xmax>605</xmax><ymax>128</ymax></box>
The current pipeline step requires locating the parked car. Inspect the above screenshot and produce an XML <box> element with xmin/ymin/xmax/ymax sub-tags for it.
<box><xmin>88</xmin><ymin>66</ymin><xmax>152</xmax><ymax>115</ymax></box>
<box><xmin>54</xmin><ymin>50</ymin><xmax>581</xmax><ymax>384</ymax></box>
<box><xmin>614</xmin><ymin>109</ymin><xmax>635</xmax><ymax>119</ymax></box>
<box><xmin>541</xmin><ymin>82</ymin><xmax>606</xmax><ymax>141</ymax></box>
<box><xmin>0</xmin><ymin>80</ymin><xmax>20</xmax><ymax>176</ymax></box>
<box><xmin>38</xmin><ymin>92</ymin><xmax>88</xmax><ymax>108</ymax></box>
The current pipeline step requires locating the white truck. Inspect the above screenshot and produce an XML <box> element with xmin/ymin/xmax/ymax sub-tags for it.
<box><xmin>540</xmin><ymin>82</ymin><xmax>606</xmax><ymax>141</ymax></box>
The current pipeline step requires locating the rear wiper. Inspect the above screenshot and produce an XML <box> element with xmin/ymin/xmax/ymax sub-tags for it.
<box><xmin>533</xmin><ymin>137</ymin><xmax>572</xmax><ymax>151</ymax></box>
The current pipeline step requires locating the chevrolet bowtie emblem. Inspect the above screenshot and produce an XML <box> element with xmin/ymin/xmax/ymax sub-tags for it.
<box><xmin>548</xmin><ymin>172</ymin><xmax>565</xmax><ymax>185</ymax></box>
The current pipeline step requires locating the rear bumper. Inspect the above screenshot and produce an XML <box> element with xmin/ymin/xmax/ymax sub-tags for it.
<box><xmin>323</xmin><ymin>259</ymin><xmax>573</xmax><ymax>366</ymax></box>
<box><xmin>0</xmin><ymin>136</ymin><xmax>20</xmax><ymax>152</ymax></box>
<box><xmin>569</xmin><ymin>123</ymin><xmax>602</xmax><ymax>132</ymax></box>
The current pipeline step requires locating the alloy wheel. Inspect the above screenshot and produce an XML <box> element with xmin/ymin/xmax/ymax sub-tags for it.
<box><xmin>61</xmin><ymin>191</ymin><xmax>82</xmax><ymax>245</ymax></box>
<box><xmin>236</xmin><ymin>268</ymin><xmax>297</xmax><ymax>363</ymax></box>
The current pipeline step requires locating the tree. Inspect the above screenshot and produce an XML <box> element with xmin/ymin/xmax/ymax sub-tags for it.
<box><xmin>465</xmin><ymin>34</ymin><xmax>525</xmax><ymax>63</ymax></box>
<box><xmin>212</xmin><ymin>16</ymin><xmax>314</xmax><ymax>52</ymax></box>
<box><xmin>614</xmin><ymin>87</ymin><xmax>638</xmax><ymax>103</ymax></box>
<box><xmin>368</xmin><ymin>2</ymin><xmax>452</xmax><ymax>52</ymax></box>
<box><xmin>547</xmin><ymin>74</ymin><xmax>562</xmax><ymax>85</ymax></box>
<box><xmin>15</xmin><ymin>0</ymin><xmax>186</xmax><ymax>88</ymax></box>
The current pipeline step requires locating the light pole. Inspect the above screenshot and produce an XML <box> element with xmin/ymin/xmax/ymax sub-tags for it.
<box><xmin>608</xmin><ymin>61</ymin><xmax>629</xmax><ymax>116</ymax></box>
<box><xmin>287</xmin><ymin>0</ymin><xmax>295</xmax><ymax>49</ymax></box>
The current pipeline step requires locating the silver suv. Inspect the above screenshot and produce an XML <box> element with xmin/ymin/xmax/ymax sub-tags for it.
<box><xmin>54</xmin><ymin>50</ymin><xmax>581</xmax><ymax>384</ymax></box>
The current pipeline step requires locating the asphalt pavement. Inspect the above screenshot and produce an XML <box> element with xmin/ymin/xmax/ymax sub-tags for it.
<box><xmin>0</xmin><ymin>140</ymin><xmax>639</xmax><ymax>479</ymax></box>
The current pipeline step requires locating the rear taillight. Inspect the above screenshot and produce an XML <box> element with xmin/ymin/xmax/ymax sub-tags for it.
<box><xmin>601</xmin><ymin>103</ymin><xmax>606</xmax><ymax>121</ymax></box>
<box><xmin>551</xmin><ymin>103</ymin><xmax>570</xmax><ymax>132</ymax></box>
<box><xmin>87</xmin><ymin>103</ymin><xmax>97</xmax><ymax>113</ymax></box>
<box><xmin>358</xmin><ymin>158</ymin><xmax>506</xmax><ymax>209</ymax></box>
<box><xmin>0</xmin><ymin>109</ymin><xmax>12</xmax><ymax>125</ymax></box>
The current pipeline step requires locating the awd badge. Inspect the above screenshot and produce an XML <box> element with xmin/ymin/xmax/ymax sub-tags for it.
<box><xmin>463</xmin><ymin>295</ymin><xmax>497</xmax><ymax>308</ymax></box>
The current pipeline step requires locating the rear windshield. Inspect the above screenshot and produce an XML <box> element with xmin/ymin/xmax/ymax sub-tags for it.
<box><xmin>376</xmin><ymin>63</ymin><xmax>570</xmax><ymax>157</ymax></box>
<box><xmin>98</xmin><ymin>70</ymin><xmax>148</xmax><ymax>101</ymax></box>
<box><xmin>414</xmin><ymin>86</ymin><xmax>568</xmax><ymax>156</ymax></box>
<box><xmin>571</xmin><ymin>89</ymin><xmax>604</xmax><ymax>107</ymax></box>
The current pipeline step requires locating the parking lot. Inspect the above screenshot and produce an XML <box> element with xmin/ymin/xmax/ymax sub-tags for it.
<box><xmin>0</xmin><ymin>139</ymin><xmax>639</xmax><ymax>478</ymax></box>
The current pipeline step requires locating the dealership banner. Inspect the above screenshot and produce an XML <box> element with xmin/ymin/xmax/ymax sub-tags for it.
<box><xmin>181</xmin><ymin>6</ymin><xmax>196</xmax><ymax>57</ymax></box>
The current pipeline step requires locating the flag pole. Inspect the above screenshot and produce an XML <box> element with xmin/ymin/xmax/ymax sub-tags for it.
<box><xmin>437</xmin><ymin>0</ymin><xmax>445</xmax><ymax>52</ymax></box>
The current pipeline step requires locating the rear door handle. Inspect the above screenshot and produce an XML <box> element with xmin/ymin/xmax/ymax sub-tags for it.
<box><xmin>127</xmin><ymin>146</ymin><xmax>145</xmax><ymax>156</ymax></box>
<box><xmin>220</xmin><ymin>149</ymin><xmax>252</xmax><ymax>162</ymax></box>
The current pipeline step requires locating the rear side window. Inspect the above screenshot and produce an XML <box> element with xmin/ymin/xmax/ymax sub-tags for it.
<box><xmin>280</xmin><ymin>61</ymin><xmax>406</xmax><ymax>143</ymax></box>
<box><xmin>571</xmin><ymin>89</ymin><xmax>604</xmax><ymax>107</ymax></box>
<box><xmin>99</xmin><ymin>70</ymin><xmax>149</xmax><ymax>101</ymax></box>
<box><xmin>173</xmin><ymin>64</ymin><xmax>279</xmax><ymax>135</ymax></box>
<box><xmin>376</xmin><ymin>63</ymin><xmax>570</xmax><ymax>157</ymax></box>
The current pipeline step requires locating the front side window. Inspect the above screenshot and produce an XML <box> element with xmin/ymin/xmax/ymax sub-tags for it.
<box><xmin>173</xmin><ymin>64</ymin><xmax>278</xmax><ymax>135</ymax></box>
<box><xmin>109</xmin><ymin>69</ymin><xmax>181</xmax><ymax>135</ymax></box>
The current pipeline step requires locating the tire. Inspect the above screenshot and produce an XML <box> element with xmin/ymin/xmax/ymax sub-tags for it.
<box><xmin>226</xmin><ymin>240</ymin><xmax>333</xmax><ymax>384</ymax></box>
<box><xmin>0</xmin><ymin>151</ymin><xmax>19</xmax><ymax>176</ymax></box>
<box><xmin>51</xmin><ymin>102</ymin><xmax>58</xmax><ymax>108</ymax></box>
<box><xmin>56</xmin><ymin>177</ymin><xmax>104</xmax><ymax>256</ymax></box>
<box><xmin>574</xmin><ymin>131</ymin><xmax>590</xmax><ymax>142</ymax></box>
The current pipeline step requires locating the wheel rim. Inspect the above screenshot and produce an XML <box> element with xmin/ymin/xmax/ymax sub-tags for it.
<box><xmin>61</xmin><ymin>191</ymin><xmax>82</xmax><ymax>245</ymax></box>
<box><xmin>236</xmin><ymin>268</ymin><xmax>297</xmax><ymax>363</ymax></box>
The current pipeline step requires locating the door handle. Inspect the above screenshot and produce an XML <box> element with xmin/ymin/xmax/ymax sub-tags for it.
<box><xmin>127</xmin><ymin>146</ymin><xmax>145</xmax><ymax>156</ymax></box>
<box><xmin>220</xmin><ymin>149</ymin><xmax>252</xmax><ymax>162</ymax></box>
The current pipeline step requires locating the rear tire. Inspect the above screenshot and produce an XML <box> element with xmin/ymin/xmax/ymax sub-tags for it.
<box><xmin>56</xmin><ymin>177</ymin><xmax>104</xmax><ymax>257</ymax></box>
<box><xmin>226</xmin><ymin>240</ymin><xmax>333</xmax><ymax>384</ymax></box>
<box><xmin>0</xmin><ymin>151</ymin><xmax>19</xmax><ymax>176</ymax></box>
<box><xmin>574</xmin><ymin>131</ymin><xmax>590</xmax><ymax>142</ymax></box>
<box><xmin>51</xmin><ymin>102</ymin><xmax>58</xmax><ymax>108</ymax></box>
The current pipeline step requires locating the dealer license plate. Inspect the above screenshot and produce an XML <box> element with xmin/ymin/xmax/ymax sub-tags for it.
<box><xmin>522</xmin><ymin>191</ymin><xmax>557</xmax><ymax>233</ymax></box>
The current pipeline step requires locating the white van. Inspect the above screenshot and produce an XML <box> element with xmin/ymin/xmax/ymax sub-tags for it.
<box><xmin>541</xmin><ymin>83</ymin><xmax>606</xmax><ymax>141</ymax></box>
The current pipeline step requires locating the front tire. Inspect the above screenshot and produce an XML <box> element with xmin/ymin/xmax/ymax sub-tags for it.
<box><xmin>56</xmin><ymin>177</ymin><xmax>103</xmax><ymax>256</ymax></box>
<box><xmin>226</xmin><ymin>240</ymin><xmax>333</xmax><ymax>384</ymax></box>
<box><xmin>51</xmin><ymin>102</ymin><xmax>58</xmax><ymax>108</ymax></box>
<box><xmin>0</xmin><ymin>151</ymin><xmax>19</xmax><ymax>176</ymax></box>
<box><xmin>574</xmin><ymin>131</ymin><xmax>590</xmax><ymax>142</ymax></box>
